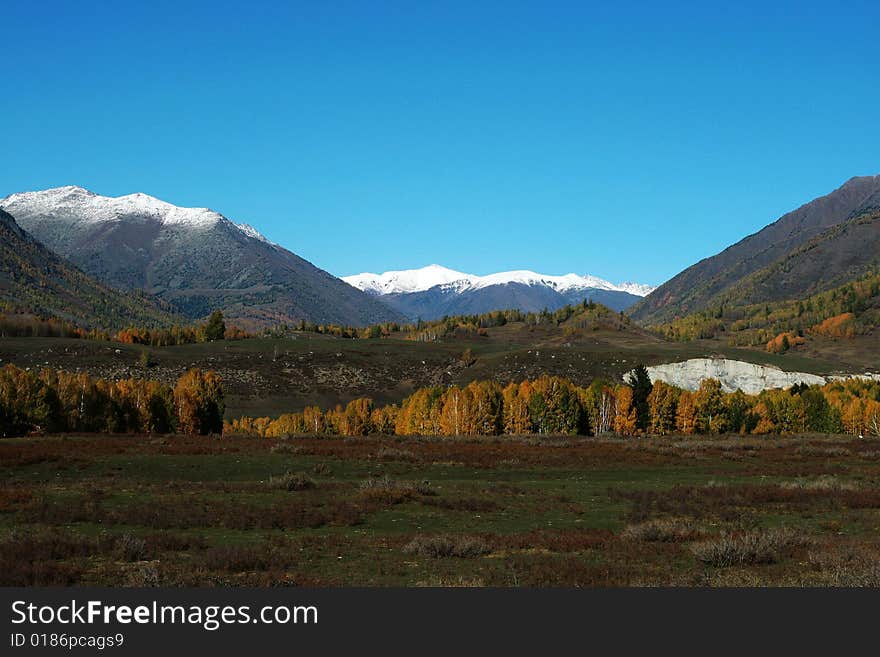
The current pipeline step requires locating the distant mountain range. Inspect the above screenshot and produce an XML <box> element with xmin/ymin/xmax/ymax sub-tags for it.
<box><xmin>631</xmin><ymin>175</ymin><xmax>880</xmax><ymax>325</ymax></box>
<box><xmin>344</xmin><ymin>264</ymin><xmax>655</xmax><ymax>320</ymax></box>
<box><xmin>0</xmin><ymin>207</ymin><xmax>179</xmax><ymax>330</ymax></box>
<box><xmin>0</xmin><ymin>186</ymin><xmax>403</xmax><ymax>329</ymax></box>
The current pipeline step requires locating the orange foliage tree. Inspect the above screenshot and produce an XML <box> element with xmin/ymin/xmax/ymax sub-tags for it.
<box><xmin>174</xmin><ymin>368</ymin><xmax>225</xmax><ymax>435</ymax></box>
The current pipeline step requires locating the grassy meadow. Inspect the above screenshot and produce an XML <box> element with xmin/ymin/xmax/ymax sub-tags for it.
<box><xmin>3</xmin><ymin>432</ymin><xmax>880</xmax><ymax>587</ymax></box>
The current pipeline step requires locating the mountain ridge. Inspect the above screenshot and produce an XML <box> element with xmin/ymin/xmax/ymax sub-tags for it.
<box><xmin>345</xmin><ymin>264</ymin><xmax>655</xmax><ymax>297</ymax></box>
<box><xmin>1</xmin><ymin>186</ymin><xmax>404</xmax><ymax>329</ymax></box>
<box><xmin>631</xmin><ymin>175</ymin><xmax>880</xmax><ymax>324</ymax></box>
<box><xmin>344</xmin><ymin>264</ymin><xmax>654</xmax><ymax>320</ymax></box>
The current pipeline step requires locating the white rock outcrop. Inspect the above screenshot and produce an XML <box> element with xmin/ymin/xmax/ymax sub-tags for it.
<box><xmin>643</xmin><ymin>358</ymin><xmax>827</xmax><ymax>394</ymax></box>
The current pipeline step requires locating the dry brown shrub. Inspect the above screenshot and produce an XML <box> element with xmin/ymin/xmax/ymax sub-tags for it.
<box><xmin>375</xmin><ymin>446</ymin><xmax>415</xmax><ymax>462</ymax></box>
<box><xmin>116</xmin><ymin>532</ymin><xmax>147</xmax><ymax>561</ymax></box>
<box><xmin>691</xmin><ymin>527</ymin><xmax>810</xmax><ymax>567</ymax></box>
<box><xmin>805</xmin><ymin>546</ymin><xmax>880</xmax><ymax>586</ymax></box>
<box><xmin>415</xmin><ymin>575</ymin><xmax>486</xmax><ymax>587</ymax></box>
<box><xmin>779</xmin><ymin>475</ymin><xmax>859</xmax><ymax>492</ymax></box>
<box><xmin>796</xmin><ymin>445</ymin><xmax>850</xmax><ymax>457</ymax></box>
<box><xmin>403</xmin><ymin>535</ymin><xmax>490</xmax><ymax>558</ymax></box>
<box><xmin>269</xmin><ymin>442</ymin><xmax>304</xmax><ymax>455</ymax></box>
<box><xmin>357</xmin><ymin>476</ymin><xmax>434</xmax><ymax>504</ymax></box>
<box><xmin>621</xmin><ymin>518</ymin><xmax>698</xmax><ymax>542</ymax></box>
<box><xmin>267</xmin><ymin>471</ymin><xmax>315</xmax><ymax>491</ymax></box>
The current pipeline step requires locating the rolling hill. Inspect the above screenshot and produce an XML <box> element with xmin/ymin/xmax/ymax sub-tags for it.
<box><xmin>0</xmin><ymin>186</ymin><xmax>404</xmax><ymax>329</ymax></box>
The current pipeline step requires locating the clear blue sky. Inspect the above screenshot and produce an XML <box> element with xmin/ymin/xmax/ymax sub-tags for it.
<box><xmin>2</xmin><ymin>1</ymin><xmax>878</xmax><ymax>286</ymax></box>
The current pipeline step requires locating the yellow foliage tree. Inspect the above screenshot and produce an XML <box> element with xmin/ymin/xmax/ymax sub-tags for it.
<box><xmin>613</xmin><ymin>386</ymin><xmax>637</xmax><ymax>436</ymax></box>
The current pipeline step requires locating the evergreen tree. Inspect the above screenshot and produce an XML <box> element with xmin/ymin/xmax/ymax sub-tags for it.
<box><xmin>627</xmin><ymin>364</ymin><xmax>653</xmax><ymax>432</ymax></box>
<box><xmin>205</xmin><ymin>310</ymin><xmax>226</xmax><ymax>341</ymax></box>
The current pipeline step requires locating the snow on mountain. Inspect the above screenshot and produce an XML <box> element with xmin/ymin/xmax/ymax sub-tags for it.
<box><xmin>344</xmin><ymin>264</ymin><xmax>474</xmax><ymax>295</ymax></box>
<box><xmin>1</xmin><ymin>186</ymin><xmax>281</xmax><ymax>246</ymax></box>
<box><xmin>344</xmin><ymin>265</ymin><xmax>656</xmax><ymax>297</ymax></box>
<box><xmin>0</xmin><ymin>185</ymin><xmax>404</xmax><ymax>327</ymax></box>
<box><xmin>616</xmin><ymin>282</ymin><xmax>656</xmax><ymax>297</ymax></box>
<box><xmin>235</xmin><ymin>223</ymin><xmax>273</xmax><ymax>244</ymax></box>
<box><xmin>1</xmin><ymin>186</ymin><xmax>223</xmax><ymax>230</ymax></box>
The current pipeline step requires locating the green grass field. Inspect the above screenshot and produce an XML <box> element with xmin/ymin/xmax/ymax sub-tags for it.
<box><xmin>3</xmin><ymin>433</ymin><xmax>880</xmax><ymax>586</ymax></box>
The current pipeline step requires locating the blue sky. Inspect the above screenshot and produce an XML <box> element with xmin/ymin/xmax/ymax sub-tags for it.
<box><xmin>2</xmin><ymin>1</ymin><xmax>878</xmax><ymax>285</ymax></box>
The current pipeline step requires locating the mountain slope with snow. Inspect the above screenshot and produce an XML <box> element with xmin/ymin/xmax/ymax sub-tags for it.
<box><xmin>0</xmin><ymin>207</ymin><xmax>180</xmax><ymax>330</ymax></box>
<box><xmin>1</xmin><ymin>186</ymin><xmax>403</xmax><ymax>328</ymax></box>
<box><xmin>344</xmin><ymin>265</ymin><xmax>656</xmax><ymax>320</ymax></box>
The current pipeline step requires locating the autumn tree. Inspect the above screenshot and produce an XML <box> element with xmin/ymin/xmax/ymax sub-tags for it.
<box><xmin>502</xmin><ymin>382</ymin><xmax>532</xmax><ymax>435</ymax></box>
<box><xmin>0</xmin><ymin>365</ymin><xmax>61</xmax><ymax>436</ymax></box>
<box><xmin>647</xmin><ymin>380</ymin><xmax>678</xmax><ymax>435</ymax></box>
<box><xmin>694</xmin><ymin>378</ymin><xmax>726</xmax><ymax>433</ymax></box>
<box><xmin>468</xmin><ymin>381</ymin><xmax>504</xmax><ymax>435</ymax></box>
<box><xmin>302</xmin><ymin>406</ymin><xmax>325</xmax><ymax>434</ymax></box>
<box><xmin>265</xmin><ymin>413</ymin><xmax>306</xmax><ymax>438</ymax></box>
<box><xmin>174</xmin><ymin>368</ymin><xmax>225</xmax><ymax>435</ymax></box>
<box><xmin>584</xmin><ymin>381</ymin><xmax>616</xmax><ymax>435</ymax></box>
<box><xmin>675</xmin><ymin>390</ymin><xmax>697</xmax><ymax>435</ymax></box>
<box><xmin>370</xmin><ymin>405</ymin><xmax>398</xmax><ymax>435</ymax></box>
<box><xmin>439</xmin><ymin>385</ymin><xmax>472</xmax><ymax>436</ymax></box>
<box><xmin>723</xmin><ymin>390</ymin><xmax>753</xmax><ymax>434</ymax></box>
<box><xmin>613</xmin><ymin>386</ymin><xmax>637</xmax><ymax>436</ymax></box>
<box><xmin>341</xmin><ymin>398</ymin><xmax>374</xmax><ymax>436</ymax></box>
<box><xmin>396</xmin><ymin>387</ymin><xmax>443</xmax><ymax>435</ymax></box>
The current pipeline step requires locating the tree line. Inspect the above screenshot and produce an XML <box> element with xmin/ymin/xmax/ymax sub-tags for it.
<box><xmin>226</xmin><ymin>367</ymin><xmax>880</xmax><ymax>439</ymax></box>
<box><xmin>262</xmin><ymin>300</ymin><xmax>625</xmax><ymax>343</ymax></box>
<box><xmin>0</xmin><ymin>364</ymin><xmax>224</xmax><ymax>437</ymax></box>
<box><xmin>4</xmin><ymin>301</ymin><xmax>621</xmax><ymax>350</ymax></box>
<box><xmin>1</xmin><ymin>310</ymin><xmax>250</xmax><ymax>346</ymax></box>
<box><xmin>5</xmin><ymin>361</ymin><xmax>879</xmax><ymax>439</ymax></box>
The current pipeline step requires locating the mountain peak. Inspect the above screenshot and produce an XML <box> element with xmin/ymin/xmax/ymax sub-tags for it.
<box><xmin>343</xmin><ymin>264</ymin><xmax>471</xmax><ymax>295</ymax></box>
<box><xmin>1</xmin><ymin>186</ymin><xmax>224</xmax><ymax>229</ymax></box>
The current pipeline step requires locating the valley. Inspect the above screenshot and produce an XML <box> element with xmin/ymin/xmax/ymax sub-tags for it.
<box><xmin>2</xmin><ymin>175</ymin><xmax>880</xmax><ymax>591</ymax></box>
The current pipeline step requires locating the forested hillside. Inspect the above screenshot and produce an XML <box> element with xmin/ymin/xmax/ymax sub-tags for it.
<box><xmin>632</xmin><ymin>176</ymin><xmax>880</xmax><ymax>324</ymax></box>
<box><xmin>0</xmin><ymin>208</ymin><xmax>179</xmax><ymax>331</ymax></box>
<box><xmin>653</xmin><ymin>270</ymin><xmax>880</xmax><ymax>351</ymax></box>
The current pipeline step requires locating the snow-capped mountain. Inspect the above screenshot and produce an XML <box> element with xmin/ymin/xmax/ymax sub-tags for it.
<box><xmin>345</xmin><ymin>264</ymin><xmax>472</xmax><ymax>295</ymax></box>
<box><xmin>344</xmin><ymin>265</ymin><xmax>656</xmax><ymax>320</ymax></box>
<box><xmin>1</xmin><ymin>186</ymin><xmax>270</xmax><ymax>240</ymax></box>
<box><xmin>345</xmin><ymin>265</ymin><xmax>655</xmax><ymax>297</ymax></box>
<box><xmin>0</xmin><ymin>186</ymin><xmax>403</xmax><ymax>328</ymax></box>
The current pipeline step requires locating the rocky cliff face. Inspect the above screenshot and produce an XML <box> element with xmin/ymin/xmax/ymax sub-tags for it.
<box><xmin>644</xmin><ymin>358</ymin><xmax>826</xmax><ymax>394</ymax></box>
